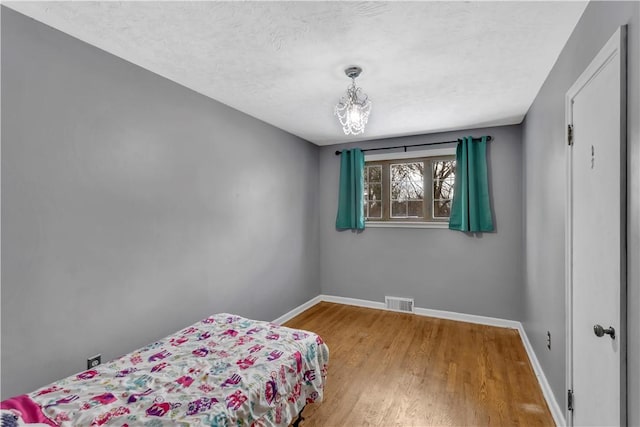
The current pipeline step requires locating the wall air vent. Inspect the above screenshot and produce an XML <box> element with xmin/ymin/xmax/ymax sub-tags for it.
<box><xmin>385</xmin><ymin>296</ymin><xmax>414</xmax><ymax>313</ymax></box>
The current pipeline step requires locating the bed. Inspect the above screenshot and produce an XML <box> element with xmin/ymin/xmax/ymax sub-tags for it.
<box><xmin>0</xmin><ymin>313</ymin><xmax>329</xmax><ymax>426</ymax></box>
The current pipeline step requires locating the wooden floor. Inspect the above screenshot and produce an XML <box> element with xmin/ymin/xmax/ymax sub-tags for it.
<box><xmin>284</xmin><ymin>302</ymin><xmax>554</xmax><ymax>427</ymax></box>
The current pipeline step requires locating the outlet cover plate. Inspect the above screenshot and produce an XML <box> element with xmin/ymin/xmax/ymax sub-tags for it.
<box><xmin>87</xmin><ymin>354</ymin><xmax>101</xmax><ymax>369</ymax></box>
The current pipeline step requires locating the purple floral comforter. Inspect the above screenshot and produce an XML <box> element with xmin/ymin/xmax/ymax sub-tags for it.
<box><xmin>17</xmin><ymin>314</ymin><xmax>329</xmax><ymax>426</ymax></box>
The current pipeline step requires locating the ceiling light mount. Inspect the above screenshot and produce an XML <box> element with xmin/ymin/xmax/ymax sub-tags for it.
<box><xmin>334</xmin><ymin>65</ymin><xmax>371</xmax><ymax>136</ymax></box>
<box><xmin>344</xmin><ymin>66</ymin><xmax>362</xmax><ymax>80</ymax></box>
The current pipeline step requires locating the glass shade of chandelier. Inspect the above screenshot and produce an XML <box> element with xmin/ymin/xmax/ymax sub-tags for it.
<box><xmin>334</xmin><ymin>66</ymin><xmax>371</xmax><ymax>136</ymax></box>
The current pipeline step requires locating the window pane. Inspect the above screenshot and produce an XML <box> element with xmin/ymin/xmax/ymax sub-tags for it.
<box><xmin>391</xmin><ymin>164</ymin><xmax>403</xmax><ymax>181</ymax></box>
<box><xmin>433</xmin><ymin>160</ymin><xmax>455</xmax><ymax>219</ymax></box>
<box><xmin>408</xmin><ymin>201</ymin><xmax>423</xmax><ymax>218</ymax></box>
<box><xmin>433</xmin><ymin>161</ymin><xmax>442</xmax><ymax>178</ymax></box>
<box><xmin>433</xmin><ymin>160</ymin><xmax>455</xmax><ymax>180</ymax></box>
<box><xmin>391</xmin><ymin>181</ymin><xmax>403</xmax><ymax>200</ymax></box>
<box><xmin>392</xmin><ymin>162</ymin><xmax>424</xmax><ymax>206</ymax></box>
<box><xmin>434</xmin><ymin>178</ymin><xmax>455</xmax><ymax>200</ymax></box>
<box><xmin>391</xmin><ymin>201</ymin><xmax>407</xmax><ymax>217</ymax></box>
<box><xmin>406</xmin><ymin>181</ymin><xmax>424</xmax><ymax>199</ymax></box>
<box><xmin>443</xmin><ymin>177</ymin><xmax>455</xmax><ymax>199</ymax></box>
<box><xmin>392</xmin><ymin>182</ymin><xmax>423</xmax><ymax>201</ymax></box>
<box><xmin>368</xmin><ymin>165</ymin><xmax>382</xmax><ymax>182</ymax></box>
<box><xmin>368</xmin><ymin>183</ymin><xmax>381</xmax><ymax>202</ymax></box>
<box><xmin>392</xmin><ymin>162</ymin><xmax>423</xmax><ymax>182</ymax></box>
<box><xmin>368</xmin><ymin>201</ymin><xmax>382</xmax><ymax>218</ymax></box>
<box><xmin>364</xmin><ymin>165</ymin><xmax>382</xmax><ymax>220</ymax></box>
<box><xmin>433</xmin><ymin>200</ymin><xmax>452</xmax><ymax>218</ymax></box>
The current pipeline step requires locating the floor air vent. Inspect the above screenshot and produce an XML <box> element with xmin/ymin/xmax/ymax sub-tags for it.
<box><xmin>385</xmin><ymin>296</ymin><xmax>414</xmax><ymax>313</ymax></box>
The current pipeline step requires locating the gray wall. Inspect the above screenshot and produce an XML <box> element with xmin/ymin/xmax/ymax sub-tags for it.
<box><xmin>521</xmin><ymin>1</ymin><xmax>639</xmax><ymax>423</ymax></box>
<box><xmin>319</xmin><ymin>125</ymin><xmax>524</xmax><ymax>321</ymax></box>
<box><xmin>1</xmin><ymin>8</ymin><xmax>320</xmax><ymax>398</ymax></box>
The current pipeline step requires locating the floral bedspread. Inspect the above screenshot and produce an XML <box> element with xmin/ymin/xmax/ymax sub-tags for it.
<box><xmin>25</xmin><ymin>314</ymin><xmax>329</xmax><ymax>426</ymax></box>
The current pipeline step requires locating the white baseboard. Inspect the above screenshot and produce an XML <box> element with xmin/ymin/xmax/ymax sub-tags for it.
<box><xmin>273</xmin><ymin>293</ymin><xmax>562</xmax><ymax>426</ymax></box>
<box><xmin>320</xmin><ymin>294</ymin><xmax>520</xmax><ymax>329</ymax></box>
<box><xmin>271</xmin><ymin>295</ymin><xmax>323</xmax><ymax>325</ymax></box>
<box><xmin>517</xmin><ymin>324</ymin><xmax>566</xmax><ymax>426</ymax></box>
<box><xmin>413</xmin><ymin>306</ymin><xmax>521</xmax><ymax>329</ymax></box>
<box><xmin>320</xmin><ymin>294</ymin><xmax>386</xmax><ymax>310</ymax></box>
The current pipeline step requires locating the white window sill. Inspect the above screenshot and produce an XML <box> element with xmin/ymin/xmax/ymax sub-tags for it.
<box><xmin>365</xmin><ymin>221</ymin><xmax>450</xmax><ymax>229</ymax></box>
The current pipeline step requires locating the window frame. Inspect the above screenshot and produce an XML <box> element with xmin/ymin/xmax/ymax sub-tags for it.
<box><xmin>363</xmin><ymin>148</ymin><xmax>456</xmax><ymax>227</ymax></box>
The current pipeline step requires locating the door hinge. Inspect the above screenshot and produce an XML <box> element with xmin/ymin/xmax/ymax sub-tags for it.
<box><xmin>568</xmin><ymin>389</ymin><xmax>574</xmax><ymax>411</ymax></box>
<box><xmin>567</xmin><ymin>124</ymin><xmax>574</xmax><ymax>146</ymax></box>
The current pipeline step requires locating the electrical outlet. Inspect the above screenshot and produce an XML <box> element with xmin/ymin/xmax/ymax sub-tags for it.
<box><xmin>546</xmin><ymin>331</ymin><xmax>551</xmax><ymax>350</ymax></box>
<box><xmin>87</xmin><ymin>354</ymin><xmax>101</xmax><ymax>369</ymax></box>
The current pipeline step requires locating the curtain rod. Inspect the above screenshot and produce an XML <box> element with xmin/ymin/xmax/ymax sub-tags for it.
<box><xmin>334</xmin><ymin>135</ymin><xmax>492</xmax><ymax>156</ymax></box>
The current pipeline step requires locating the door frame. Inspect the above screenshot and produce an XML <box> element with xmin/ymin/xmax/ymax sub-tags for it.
<box><xmin>565</xmin><ymin>25</ymin><xmax>627</xmax><ymax>426</ymax></box>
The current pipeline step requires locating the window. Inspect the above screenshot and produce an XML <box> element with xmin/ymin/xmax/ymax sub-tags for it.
<box><xmin>364</xmin><ymin>155</ymin><xmax>456</xmax><ymax>223</ymax></box>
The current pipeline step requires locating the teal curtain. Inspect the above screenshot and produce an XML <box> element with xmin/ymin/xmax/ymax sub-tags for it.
<box><xmin>335</xmin><ymin>148</ymin><xmax>365</xmax><ymax>230</ymax></box>
<box><xmin>449</xmin><ymin>136</ymin><xmax>494</xmax><ymax>232</ymax></box>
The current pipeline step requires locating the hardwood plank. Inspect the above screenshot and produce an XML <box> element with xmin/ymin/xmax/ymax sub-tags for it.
<box><xmin>285</xmin><ymin>302</ymin><xmax>554</xmax><ymax>427</ymax></box>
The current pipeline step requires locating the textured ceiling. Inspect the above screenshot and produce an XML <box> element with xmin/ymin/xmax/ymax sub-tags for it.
<box><xmin>4</xmin><ymin>1</ymin><xmax>587</xmax><ymax>146</ymax></box>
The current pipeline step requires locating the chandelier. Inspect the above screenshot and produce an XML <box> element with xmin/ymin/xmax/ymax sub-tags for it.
<box><xmin>334</xmin><ymin>66</ymin><xmax>372</xmax><ymax>135</ymax></box>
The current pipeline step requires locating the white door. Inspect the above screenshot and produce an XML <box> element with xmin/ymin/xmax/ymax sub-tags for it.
<box><xmin>566</xmin><ymin>27</ymin><xmax>626</xmax><ymax>426</ymax></box>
